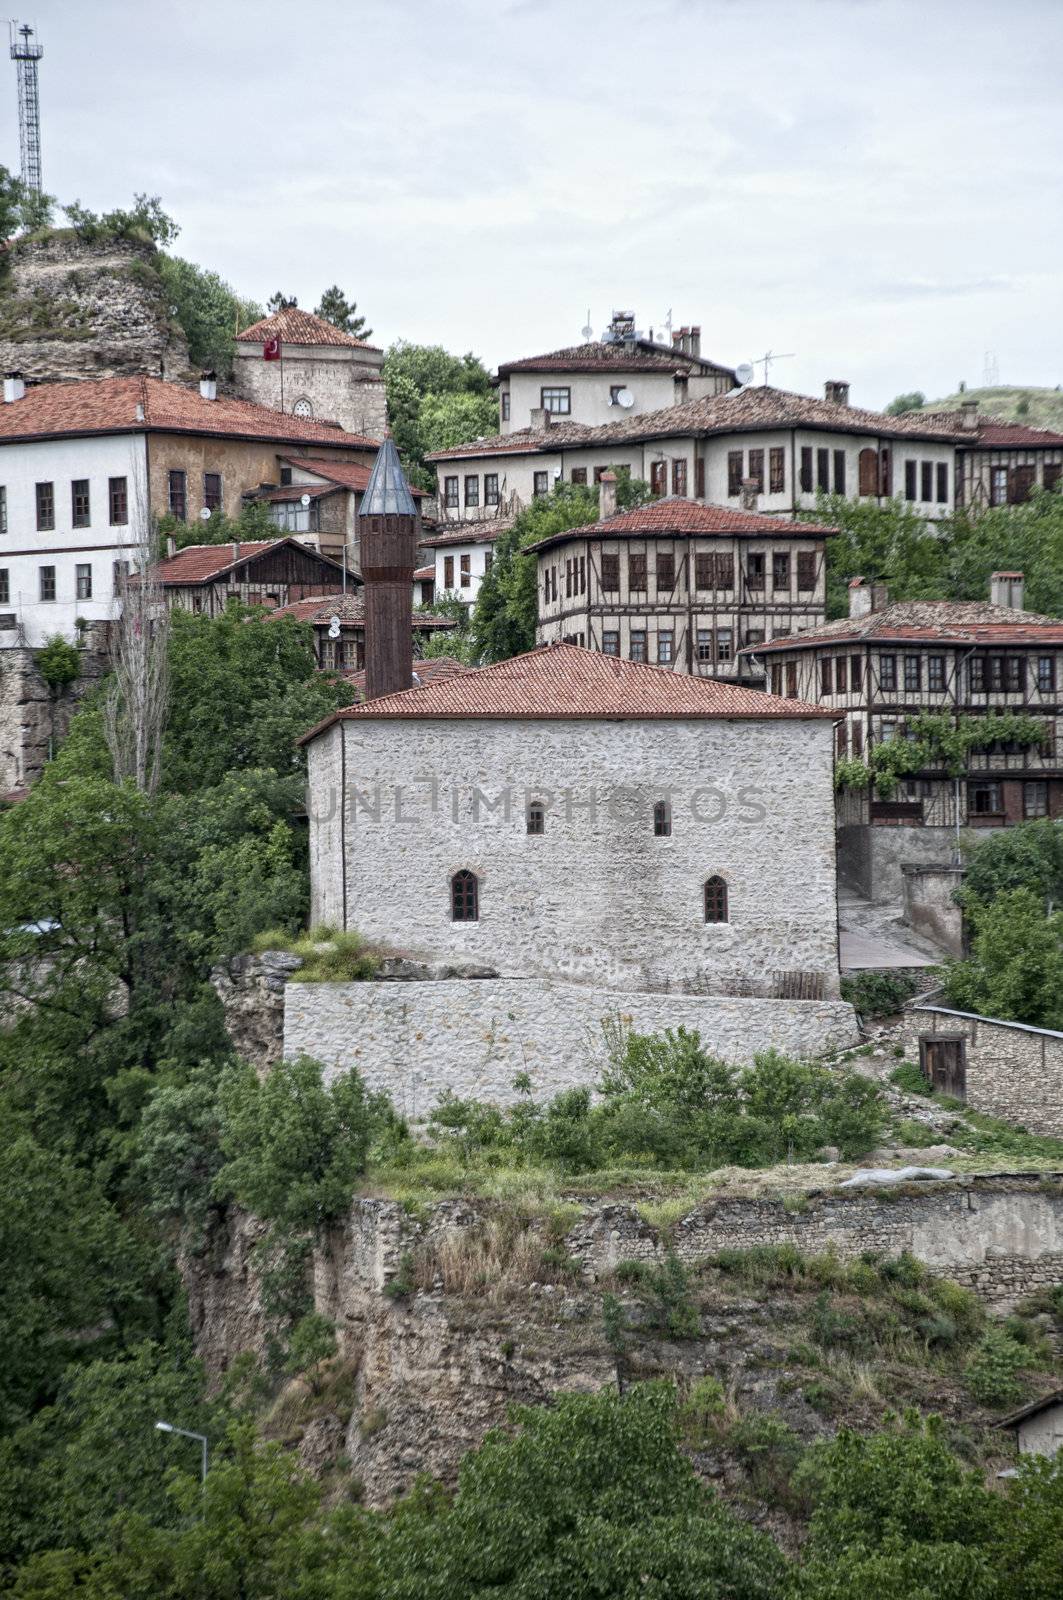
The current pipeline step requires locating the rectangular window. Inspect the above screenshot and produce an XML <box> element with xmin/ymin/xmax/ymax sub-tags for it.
<box><xmin>769</xmin><ymin>446</ymin><xmax>785</xmax><ymax>494</ymax></box>
<box><xmin>879</xmin><ymin>653</ymin><xmax>897</xmax><ymax>691</ymax></box>
<box><xmin>936</xmin><ymin>462</ymin><xmax>948</xmax><ymax>503</ymax></box>
<box><xmin>852</xmin><ymin>721</ymin><xmax>864</xmax><ymax>757</ymax></box>
<box><xmin>786</xmin><ymin>662</ymin><xmax>798</xmax><ymax>698</ymax></box>
<box><xmin>565</xmin><ymin>559</ymin><xmax>573</xmax><ymax>599</ymax></box>
<box><xmin>113</xmin><ymin>559</ymin><xmax>129</xmax><ymax>590</ymax></box>
<box><xmin>695</xmin><ymin>552</ymin><xmax>713</xmax><ymax>590</ymax></box>
<box><xmin>727</xmin><ymin>451</ymin><xmax>743</xmax><ymax>496</ymax></box>
<box><xmin>904</xmin><ymin>655</ymin><xmax>921</xmax><ymax>691</ymax></box>
<box><xmin>816</xmin><ymin>448</ymin><xmax>830</xmax><ymax>491</ymax></box>
<box><xmin>671</xmin><ymin>458</ymin><xmax>687</xmax><ymax>496</ymax></box>
<box><xmin>484</xmin><ymin>473</ymin><xmax>500</xmax><ymax>505</ymax></box>
<box><xmin>444</xmin><ymin>476</ymin><xmax>459</xmax><ymax>509</ymax></box>
<box><xmin>836</xmin><ymin>721</ymin><xmax>848</xmax><ymax>758</ymax></box>
<box><xmin>715</xmin><ymin>553</ymin><xmax>735</xmax><ymax>589</ymax></box>
<box><xmin>167</xmin><ymin>470</ymin><xmax>186</xmax><ymax>520</ymax></box>
<box><xmin>1006</xmin><ymin>656</ymin><xmax>1022</xmax><ymax>692</ymax></box>
<box><xmin>746</xmin><ymin>552</ymin><xmax>765</xmax><ymax>590</ymax></box>
<box><xmin>570</xmin><ymin>467</ymin><xmax>587</xmax><ymax>486</ymax></box>
<box><xmin>1045</xmin><ymin>463</ymin><xmax>1062</xmax><ymax>494</ymax></box>
<box><xmin>75</xmin><ymin>562</ymin><xmax>92</xmax><ymax>600</ymax></box>
<box><xmin>501</xmin><ymin>392</ymin><xmax>510</xmax><ymax>421</ymax></box>
<box><xmin>656</xmin><ymin>550</ymin><xmax>675</xmax><ymax>590</ymax></box>
<box><xmin>1024</xmin><ymin>781</ymin><xmax>1049</xmax><ymax>819</ymax></box>
<box><xmin>928</xmin><ymin>655</ymin><xmax>945</xmax><ymax>691</ymax></box>
<box><xmin>36</xmin><ymin>481</ymin><xmax>54</xmax><ymax>531</ymax></box>
<box><xmin>747</xmin><ymin>448</ymin><xmax>764</xmax><ymax>493</ymax></box>
<box><xmin>745</xmin><ymin>627</ymin><xmax>765</xmax><ymax>646</ymax></box>
<box><xmin>990</xmin><ymin>467</ymin><xmax>1008</xmax><ymax>507</ymax></box>
<box><xmin>551</xmin><ymin>567</ymin><xmax>557</xmax><ymax>602</ymax></box>
<box><xmin>989</xmin><ymin>656</ymin><xmax>1004</xmax><ymax>692</ymax></box>
<box><xmin>540</xmin><ymin>386</ymin><xmax>570</xmax><ymax>415</ymax></box>
<box><xmin>716</xmin><ymin>627</ymin><xmax>733</xmax><ymax>662</ymax></box>
<box><xmin>109</xmin><ymin>475</ymin><xmax>128</xmax><ymax>525</ymax></box>
<box><xmin>71</xmin><ymin>479</ymin><xmax>91</xmax><ymax>528</ymax></box>
<box><xmin>970</xmin><ymin>655</ymin><xmax>986</xmax><ymax>692</ymax></box>
<box><xmin>1038</xmin><ymin>655</ymin><xmax>1055</xmax><ymax>691</ymax></box>
<box><xmin>697</xmin><ymin>628</ymin><xmax>713</xmax><ymax>662</ymax></box>
<box><xmin>602</xmin><ymin>630</ymin><xmax>620</xmax><ymax>657</ymax></box>
<box><xmin>905</xmin><ymin>460</ymin><xmax>918</xmax><ymax>501</ymax></box>
<box><xmin>821</xmin><ymin>657</ymin><xmax>833</xmax><ymax>694</ymax></box>
<box><xmin>921</xmin><ymin>460</ymin><xmax>933</xmax><ymax>502</ymax></box>
<box><xmin>1009</xmin><ymin>465</ymin><xmax>1036</xmax><ymax>504</ymax></box>
<box><xmin>969</xmin><ymin>780</ymin><xmax>1003</xmax><ymax>816</ymax></box>
<box><xmin>0</xmin><ymin>485</ymin><xmax>5</xmax><ymax>533</ymax></box>
<box><xmin>628</xmin><ymin>552</ymin><xmax>647</xmax><ymax>591</ymax></box>
<box><xmin>771</xmin><ymin>661</ymin><xmax>782</xmax><ymax>694</ymax></box>
<box><xmin>833</xmin><ymin>449</ymin><xmax>846</xmax><ymax>494</ymax></box>
<box><xmin>836</xmin><ymin>656</ymin><xmax>848</xmax><ymax>693</ymax></box>
<box><xmin>484</xmin><ymin>551</ymin><xmax>493</xmax><ymax>573</ymax></box>
<box><xmin>601</xmin><ymin>552</ymin><xmax>620</xmax><ymax>591</ymax></box>
<box><xmin>850</xmin><ymin>654</ymin><xmax>862</xmax><ymax>691</ymax></box>
<box><xmin>533</xmin><ymin>471</ymin><xmax>549</xmax><ymax>497</ymax></box>
<box><xmin>629</xmin><ymin>630</ymin><xmax>647</xmax><ymax>662</ymax></box>
<box><xmin>797</xmin><ymin>550</ymin><xmax>817</xmax><ymax>590</ymax></box>
<box><xmin>443</xmin><ymin>555</ymin><xmax>454</xmax><ymax>588</ymax></box>
<box><xmin>0</xmin><ymin>568</ymin><xmax>7</xmax><ymax>603</ymax></box>
<box><xmin>464</xmin><ymin>475</ymin><xmax>479</xmax><ymax>508</ymax></box>
<box><xmin>650</xmin><ymin>460</ymin><xmax>667</xmax><ymax>496</ymax></box>
<box><xmin>657</xmin><ymin>630</ymin><xmax>674</xmax><ymax>664</ymax></box>
<box><xmin>459</xmin><ymin>553</ymin><xmax>471</xmax><ymax>588</ymax></box>
<box><xmin>695</xmin><ymin>456</ymin><xmax>705</xmax><ymax>499</ymax></box>
<box><xmin>772</xmin><ymin>551</ymin><xmax>790</xmax><ymax>591</ymax></box>
<box><xmin>203</xmin><ymin>472</ymin><xmax>222</xmax><ymax>513</ymax></box>
<box><xmin>39</xmin><ymin>564</ymin><xmax>56</xmax><ymax>601</ymax></box>
<box><xmin>799</xmin><ymin>447</ymin><xmax>813</xmax><ymax>492</ymax></box>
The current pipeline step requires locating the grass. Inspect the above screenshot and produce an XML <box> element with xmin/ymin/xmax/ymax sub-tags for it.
<box><xmin>250</xmin><ymin>925</ymin><xmax>381</xmax><ymax>982</ymax></box>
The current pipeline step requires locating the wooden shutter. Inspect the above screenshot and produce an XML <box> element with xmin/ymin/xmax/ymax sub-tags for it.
<box><xmin>769</xmin><ymin>447</ymin><xmax>785</xmax><ymax>493</ymax></box>
<box><xmin>858</xmin><ymin>448</ymin><xmax>878</xmax><ymax>496</ymax></box>
<box><xmin>799</xmin><ymin>447</ymin><xmax>813</xmax><ymax>492</ymax></box>
<box><xmin>695</xmin><ymin>457</ymin><xmax>705</xmax><ymax>498</ymax></box>
<box><xmin>797</xmin><ymin>550</ymin><xmax>816</xmax><ymax>590</ymax></box>
<box><xmin>727</xmin><ymin>451</ymin><xmax>743</xmax><ymax>496</ymax></box>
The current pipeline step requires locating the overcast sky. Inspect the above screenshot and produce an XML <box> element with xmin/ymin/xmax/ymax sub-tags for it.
<box><xmin>10</xmin><ymin>0</ymin><xmax>1063</xmax><ymax>408</ymax></box>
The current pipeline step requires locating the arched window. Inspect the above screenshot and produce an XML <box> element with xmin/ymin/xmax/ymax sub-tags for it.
<box><xmin>704</xmin><ymin>876</ymin><xmax>728</xmax><ymax>923</ymax></box>
<box><xmin>451</xmin><ymin>870</ymin><xmax>479</xmax><ymax>922</ymax></box>
<box><xmin>527</xmin><ymin>801</ymin><xmax>545</xmax><ymax>836</ymax></box>
<box><xmin>653</xmin><ymin>800</ymin><xmax>671</xmax><ymax>837</ymax></box>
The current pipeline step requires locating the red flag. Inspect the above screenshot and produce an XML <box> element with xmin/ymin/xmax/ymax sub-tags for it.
<box><xmin>263</xmin><ymin>336</ymin><xmax>281</xmax><ymax>361</ymax></box>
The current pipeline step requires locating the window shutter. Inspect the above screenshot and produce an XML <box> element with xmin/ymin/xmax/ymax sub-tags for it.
<box><xmin>858</xmin><ymin>448</ymin><xmax>877</xmax><ymax>496</ymax></box>
<box><xmin>799</xmin><ymin>448</ymin><xmax>813</xmax><ymax>492</ymax></box>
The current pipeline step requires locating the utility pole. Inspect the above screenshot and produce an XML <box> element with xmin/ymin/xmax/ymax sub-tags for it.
<box><xmin>9</xmin><ymin>22</ymin><xmax>43</xmax><ymax>192</ymax></box>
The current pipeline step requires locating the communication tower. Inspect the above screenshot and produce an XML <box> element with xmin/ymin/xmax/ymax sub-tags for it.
<box><xmin>9</xmin><ymin>22</ymin><xmax>43</xmax><ymax>193</ymax></box>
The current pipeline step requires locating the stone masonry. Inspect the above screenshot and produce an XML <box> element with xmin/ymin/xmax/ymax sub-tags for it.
<box><xmin>0</xmin><ymin>622</ymin><xmax>112</xmax><ymax>793</ymax></box>
<box><xmin>906</xmin><ymin>1005</ymin><xmax>1063</xmax><ymax>1137</ymax></box>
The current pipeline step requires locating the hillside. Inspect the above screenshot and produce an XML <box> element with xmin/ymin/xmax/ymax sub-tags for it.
<box><xmin>919</xmin><ymin>385</ymin><xmax>1063</xmax><ymax>430</ymax></box>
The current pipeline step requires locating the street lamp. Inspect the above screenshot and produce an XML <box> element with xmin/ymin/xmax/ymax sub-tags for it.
<box><xmin>155</xmin><ymin>1420</ymin><xmax>208</xmax><ymax>1484</ymax></box>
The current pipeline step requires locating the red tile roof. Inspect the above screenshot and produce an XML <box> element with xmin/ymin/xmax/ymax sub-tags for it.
<box><xmin>414</xmin><ymin>565</ymin><xmax>435</xmax><ymax>581</ymax></box>
<box><xmin>426</xmin><ymin>384</ymin><xmax>962</xmax><ymax>462</ymax></box>
<box><xmin>154</xmin><ymin>537</ymin><xmax>347</xmax><ymax>586</ymax></box>
<box><xmin>236</xmin><ymin>306</ymin><xmax>382</xmax><ymax>352</ymax></box>
<box><xmin>266</xmin><ymin>591</ymin><xmax>454</xmax><ymax>629</ymax></box>
<box><xmin>527</xmin><ymin>496</ymin><xmax>835</xmax><ymax>553</ymax></box>
<box><xmin>280</xmin><ymin>456</ymin><xmax>424</xmax><ymax>498</ymax></box>
<box><xmin>0</xmin><ymin>376</ymin><xmax>380</xmax><ymax>448</ymax></box>
<box><xmin>497</xmin><ymin>339</ymin><xmax>735</xmax><ymax>379</ymax></box>
<box><xmin>299</xmin><ymin>643</ymin><xmax>834</xmax><ymax>741</ymax></box>
<box><xmin>745</xmin><ymin>600</ymin><xmax>1063</xmax><ymax>653</ymax></box>
<box><xmin>422</xmin><ymin>515</ymin><xmax>515</xmax><ymax>548</ymax></box>
<box><xmin>342</xmin><ymin>656</ymin><xmax>471</xmax><ymax>700</ymax></box>
<box><xmin>973</xmin><ymin>422</ymin><xmax>1063</xmax><ymax>448</ymax></box>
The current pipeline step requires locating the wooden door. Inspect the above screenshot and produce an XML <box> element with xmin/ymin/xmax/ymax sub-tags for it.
<box><xmin>920</xmin><ymin>1036</ymin><xmax>966</xmax><ymax>1100</ymax></box>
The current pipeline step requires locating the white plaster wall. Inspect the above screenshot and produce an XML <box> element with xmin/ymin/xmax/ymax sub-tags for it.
<box><xmin>433</xmin><ymin>539</ymin><xmax>495</xmax><ymax>609</ymax></box>
<box><xmin>233</xmin><ymin>342</ymin><xmax>386</xmax><ymax>438</ymax></box>
<box><xmin>306</xmin><ymin>714</ymin><xmax>841</xmax><ymax>995</ymax></box>
<box><xmin>1017</xmin><ymin>1404</ymin><xmax>1063</xmax><ymax>1457</ymax></box>
<box><xmin>284</xmin><ymin>978</ymin><xmax>859</xmax><ymax>1117</ymax></box>
<box><xmin>0</xmin><ymin>432</ymin><xmax>146</xmax><ymax>646</ymax></box>
<box><xmin>506</xmin><ymin>369</ymin><xmax>682</xmax><ymax>430</ymax></box>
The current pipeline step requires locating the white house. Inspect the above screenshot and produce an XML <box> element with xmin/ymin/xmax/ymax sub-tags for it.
<box><xmin>421</xmin><ymin>515</ymin><xmax>513</xmax><ymax>610</ymax></box>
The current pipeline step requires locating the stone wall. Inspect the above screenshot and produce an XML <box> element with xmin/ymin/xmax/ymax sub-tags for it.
<box><xmin>0</xmin><ymin>622</ymin><xmax>112</xmax><ymax>793</ymax></box>
<box><xmin>0</xmin><ymin>232</ymin><xmax>192</xmax><ymax>382</ymax></box>
<box><xmin>907</xmin><ymin>1005</ymin><xmax>1063</xmax><ymax>1137</ymax></box>
<box><xmin>283</xmin><ymin>976</ymin><xmax>860</xmax><ymax>1117</ymax></box>
<box><xmin>902</xmin><ymin>863</ymin><xmax>966</xmax><ymax>956</ymax></box>
<box><xmin>233</xmin><ymin>342</ymin><xmax>387</xmax><ymax>438</ymax></box>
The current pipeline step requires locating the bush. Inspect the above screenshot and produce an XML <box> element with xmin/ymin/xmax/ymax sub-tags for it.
<box><xmin>889</xmin><ymin>1060</ymin><xmax>933</xmax><ymax>1096</ymax></box>
<box><xmin>841</xmin><ymin>970</ymin><xmax>919</xmax><ymax>1018</ymax></box>
<box><xmin>965</xmin><ymin>1327</ymin><xmax>1028</xmax><ymax>1407</ymax></box>
<box><xmin>36</xmin><ymin>635</ymin><xmax>80</xmax><ymax>693</ymax></box>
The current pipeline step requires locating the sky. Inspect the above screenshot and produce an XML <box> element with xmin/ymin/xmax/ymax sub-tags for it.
<box><xmin>8</xmin><ymin>0</ymin><xmax>1063</xmax><ymax>409</ymax></box>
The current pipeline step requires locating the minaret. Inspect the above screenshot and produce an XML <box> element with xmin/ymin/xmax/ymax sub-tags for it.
<box><xmin>358</xmin><ymin>432</ymin><xmax>418</xmax><ymax>700</ymax></box>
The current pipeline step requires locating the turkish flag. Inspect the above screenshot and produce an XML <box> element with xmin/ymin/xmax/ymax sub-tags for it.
<box><xmin>263</xmin><ymin>337</ymin><xmax>281</xmax><ymax>361</ymax></box>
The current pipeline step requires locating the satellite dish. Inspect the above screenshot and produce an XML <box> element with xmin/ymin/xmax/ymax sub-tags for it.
<box><xmin>616</xmin><ymin>388</ymin><xmax>635</xmax><ymax>409</ymax></box>
<box><xmin>553</xmin><ymin>467</ymin><xmax>562</xmax><ymax>479</ymax></box>
<box><xmin>327</xmin><ymin>615</ymin><xmax>341</xmax><ymax>639</ymax></box>
<box><xmin>300</xmin><ymin>492</ymin><xmax>312</xmax><ymax>507</ymax></box>
<box><xmin>735</xmin><ymin>362</ymin><xmax>755</xmax><ymax>386</ymax></box>
<box><xmin>199</xmin><ymin>506</ymin><xmax>212</xmax><ymax>521</ymax></box>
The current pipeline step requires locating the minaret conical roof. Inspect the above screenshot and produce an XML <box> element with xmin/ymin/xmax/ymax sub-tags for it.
<box><xmin>358</xmin><ymin>433</ymin><xmax>417</xmax><ymax>518</ymax></box>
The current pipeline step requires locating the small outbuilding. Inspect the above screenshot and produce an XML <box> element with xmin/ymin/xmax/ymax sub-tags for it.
<box><xmin>996</xmin><ymin>1389</ymin><xmax>1063</xmax><ymax>1458</ymax></box>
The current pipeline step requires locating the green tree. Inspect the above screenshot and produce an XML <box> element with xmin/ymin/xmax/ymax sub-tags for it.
<box><xmin>942</xmin><ymin>887</ymin><xmax>1063</xmax><ymax>1027</ymax></box>
<box><xmin>801</xmin><ymin>492</ymin><xmax>946</xmax><ymax>617</ymax></box>
<box><xmin>35</xmin><ymin>635</ymin><xmax>80</xmax><ymax>693</ymax></box>
<box><xmin>315</xmin><ymin>285</ymin><xmax>371</xmax><ymax>339</ymax></box>
<box><xmin>944</xmin><ymin>491</ymin><xmax>1063</xmax><ymax>615</ymax></box>
<box><xmin>885</xmin><ymin>390</ymin><xmax>926</xmax><ymax>416</ymax></box>
<box><xmin>961</xmin><ymin>819</ymin><xmax>1063</xmax><ymax>912</ymax></box>
<box><xmin>64</xmin><ymin>194</ymin><xmax>179</xmax><ymax>248</ymax></box>
<box><xmin>157</xmin><ymin>256</ymin><xmax>262</xmax><ymax>375</ymax></box>
<box><xmin>267</xmin><ymin>290</ymin><xmax>298</xmax><ymax>312</ymax></box>
<box><xmin>382</xmin><ymin>341</ymin><xmax>495</xmax><ymax>486</ymax></box>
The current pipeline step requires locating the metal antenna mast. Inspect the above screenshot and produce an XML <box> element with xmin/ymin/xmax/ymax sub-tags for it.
<box><xmin>9</xmin><ymin>21</ymin><xmax>43</xmax><ymax>193</ymax></box>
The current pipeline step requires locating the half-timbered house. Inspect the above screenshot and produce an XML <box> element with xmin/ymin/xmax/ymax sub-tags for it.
<box><xmin>154</xmin><ymin>537</ymin><xmax>355</xmax><ymax>618</ymax></box>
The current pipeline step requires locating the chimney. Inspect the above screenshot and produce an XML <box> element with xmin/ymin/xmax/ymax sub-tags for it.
<box><xmin>232</xmin><ymin>541</ymin><xmax>241</xmax><ymax>563</ymax></box>
<box><xmin>848</xmin><ymin>576</ymin><xmax>888</xmax><ymax>617</ymax></box>
<box><xmin>688</xmin><ymin>325</ymin><xmax>701</xmax><ymax>358</ymax></box>
<box><xmin>598</xmin><ymin>470</ymin><xmax>618</xmax><ymax>521</ymax></box>
<box><xmin>529</xmin><ymin>406</ymin><xmax>551</xmax><ymax>432</ymax></box>
<box><xmin>199</xmin><ymin>370</ymin><xmax>218</xmax><ymax>401</ymax></box>
<box><xmin>2</xmin><ymin>371</ymin><xmax>25</xmax><ymax>403</ymax></box>
<box><xmin>739</xmin><ymin>476</ymin><xmax>759</xmax><ymax>513</ymax></box>
<box><xmin>359</xmin><ymin>433</ymin><xmax>418</xmax><ymax>700</ymax></box>
<box><xmin>672</xmin><ymin>329</ymin><xmax>684</xmax><ymax>352</ymax></box>
<box><xmin>673</xmin><ymin>369</ymin><xmax>689</xmax><ymax>405</ymax></box>
<box><xmin>960</xmin><ymin>399</ymin><xmax>980</xmax><ymax>432</ymax></box>
<box><xmin>165</xmin><ymin>533</ymin><xmax>176</xmax><ymax>558</ymax></box>
<box><xmin>135</xmin><ymin>402</ymin><xmax>145</xmax><ymax>423</ymax></box>
<box><xmin>824</xmin><ymin>379</ymin><xmax>850</xmax><ymax>407</ymax></box>
<box><xmin>990</xmin><ymin>570</ymin><xmax>1025</xmax><ymax>610</ymax></box>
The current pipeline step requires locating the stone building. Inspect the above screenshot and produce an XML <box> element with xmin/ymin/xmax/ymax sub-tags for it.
<box><xmin>496</xmin><ymin>312</ymin><xmax>736</xmax><ymax>433</ymax></box>
<box><xmin>745</xmin><ymin>576</ymin><xmax>1063</xmax><ymax>898</ymax></box>
<box><xmin>997</xmin><ymin>1390</ymin><xmax>1063</xmax><ymax>1458</ymax></box>
<box><xmin>300</xmin><ymin>643</ymin><xmax>842</xmax><ymax>999</ymax></box>
<box><xmin>531</xmin><ymin>484</ymin><xmax>831</xmax><ymax>677</ymax></box>
<box><xmin>233</xmin><ymin>307</ymin><xmax>387</xmax><ymax>438</ymax></box>
<box><xmin>0</xmin><ymin>373</ymin><xmax>380</xmax><ymax>646</ymax></box>
<box><xmin>907</xmin><ymin>1004</ymin><xmax>1063</xmax><ymax>1138</ymax></box>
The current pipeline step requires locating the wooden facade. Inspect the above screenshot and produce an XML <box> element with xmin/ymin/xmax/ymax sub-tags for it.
<box><xmin>159</xmin><ymin>540</ymin><xmax>352</xmax><ymax>620</ymax></box>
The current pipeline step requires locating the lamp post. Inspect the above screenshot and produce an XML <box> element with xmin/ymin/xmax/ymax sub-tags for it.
<box><xmin>155</xmin><ymin>1420</ymin><xmax>208</xmax><ymax>1485</ymax></box>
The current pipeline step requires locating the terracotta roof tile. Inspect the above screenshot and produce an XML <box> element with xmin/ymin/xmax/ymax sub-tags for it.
<box><xmin>154</xmin><ymin>537</ymin><xmax>347</xmax><ymax>586</ymax></box>
<box><xmin>299</xmin><ymin>643</ymin><xmax>834</xmax><ymax>741</ymax></box>
<box><xmin>413</xmin><ymin>565</ymin><xmax>435</xmax><ymax>580</ymax></box>
<box><xmin>497</xmin><ymin>339</ymin><xmax>734</xmax><ymax>378</ymax></box>
<box><xmin>342</xmin><ymin>655</ymin><xmax>471</xmax><ymax>700</ymax></box>
<box><xmin>277</xmin><ymin>456</ymin><xmax>424</xmax><ymax>498</ymax></box>
<box><xmin>236</xmin><ymin>306</ymin><xmax>381</xmax><ymax>352</ymax></box>
<box><xmin>527</xmin><ymin>497</ymin><xmax>835</xmax><ymax>553</ymax></box>
<box><xmin>0</xmin><ymin>376</ymin><xmax>380</xmax><ymax>448</ymax></box>
<box><xmin>745</xmin><ymin>600</ymin><xmax>1063</xmax><ymax>653</ymax></box>
<box><xmin>422</xmin><ymin>515</ymin><xmax>516</xmax><ymax>548</ymax></box>
<box><xmin>265</xmin><ymin>591</ymin><xmax>454</xmax><ymax>628</ymax></box>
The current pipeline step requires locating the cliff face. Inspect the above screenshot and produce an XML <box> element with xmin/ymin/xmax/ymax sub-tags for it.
<box><xmin>0</xmin><ymin>232</ymin><xmax>193</xmax><ymax>382</ymax></box>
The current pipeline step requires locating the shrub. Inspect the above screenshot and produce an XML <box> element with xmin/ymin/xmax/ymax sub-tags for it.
<box><xmin>36</xmin><ymin>634</ymin><xmax>81</xmax><ymax>693</ymax></box>
<box><xmin>965</xmin><ymin>1327</ymin><xmax>1028</xmax><ymax>1406</ymax></box>
<box><xmin>841</xmin><ymin>970</ymin><xmax>918</xmax><ymax>1018</ymax></box>
<box><xmin>889</xmin><ymin>1060</ymin><xmax>933</xmax><ymax>1097</ymax></box>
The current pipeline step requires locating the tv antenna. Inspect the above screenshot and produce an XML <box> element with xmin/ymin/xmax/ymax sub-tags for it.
<box><xmin>9</xmin><ymin>22</ymin><xmax>43</xmax><ymax>193</ymax></box>
<box><xmin>982</xmin><ymin>350</ymin><xmax>999</xmax><ymax>387</ymax></box>
<box><xmin>580</xmin><ymin>308</ymin><xmax>593</xmax><ymax>342</ymax></box>
<box><xmin>751</xmin><ymin>349</ymin><xmax>795</xmax><ymax>386</ymax></box>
